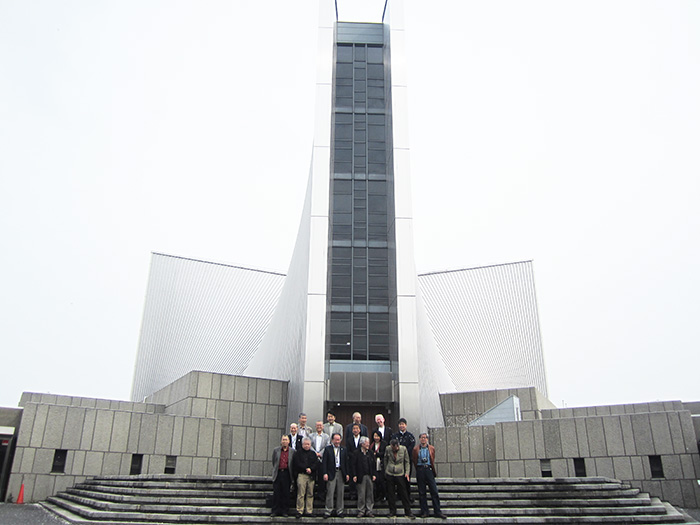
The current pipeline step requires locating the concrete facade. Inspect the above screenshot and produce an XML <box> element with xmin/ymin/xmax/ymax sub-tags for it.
<box><xmin>5</xmin><ymin>372</ymin><xmax>287</xmax><ymax>503</ymax></box>
<box><xmin>431</xmin><ymin>389</ymin><xmax>700</xmax><ymax>509</ymax></box>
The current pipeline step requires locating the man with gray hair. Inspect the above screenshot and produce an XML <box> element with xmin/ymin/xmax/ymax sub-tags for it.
<box><xmin>292</xmin><ymin>437</ymin><xmax>318</xmax><ymax>518</ymax></box>
<box><xmin>352</xmin><ymin>436</ymin><xmax>376</xmax><ymax>517</ymax></box>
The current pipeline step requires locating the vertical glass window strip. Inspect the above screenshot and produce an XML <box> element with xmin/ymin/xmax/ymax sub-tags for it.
<box><xmin>328</xmin><ymin>37</ymin><xmax>395</xmax><ymax>361</ymax></box>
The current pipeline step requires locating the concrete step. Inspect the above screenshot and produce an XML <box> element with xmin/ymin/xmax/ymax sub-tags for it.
<box><xmin>40</xmin><ymin>476</ymin><xmax>700</xmax><ymax>525</ymax></box>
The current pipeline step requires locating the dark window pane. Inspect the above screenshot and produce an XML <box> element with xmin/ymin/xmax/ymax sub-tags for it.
<box><xmin>368</xmin><ymin>181</ymin><xmax>386</xmax><ymax>195</ymax></box>
<box><xmin>334</xmin><ymin>161</ymin><xmax>352</xmax><ymax>173</ymax></box>
<box><xmin>368</xmin><ymin>98</ymin><xmax>385</xmax><ymax>109</ymax></box>
<box><xmin>335</xmin><ymin>148</ymin><xmax>352</xmax><ymax>162</ymax></box>
<box><xmin>336</xmin><ymin>85</ymin><xmax>353</xmax><ymax>98</ymax></box>
<box><xmin>336</xmin><ymin>113</ymin><xmax>353</xmax><ymax>124</ymax></box>
<box><xmin>333</xmin><ymin>212</ymin><xmax>351</xmax><ymax>225</ymax></box>
<box><xmin>354</xmin><ymin>45</ymin><xmax>366</xmax><ymax>61</ymax></box>
<box><xmin>368</xmin><ymin>124</ymin><xmax>385</xmax><ymax>141</ymax></box>
<box><xmin>368</xmin><ymin>86</ymin><xmax>384</xmax><ymax>98</ymax></box>
<box><xmin>335</xmin><ymin>123</ymin><xmax>352</xmax><ymax>140</ymax></box>
<box><xmin>368</xmin><ymin>195</ymin><xmax>387</xmax><ymax>212</ymax></box>
<box><xmin>337</xmin><ymin>45</ymin><xmax>353</xmax><ymax>62</ymax></box>
<box><xmin>368</xmin><ymin>149</ymin><xmax>385</xmax><ymax>163</ymax></box>
<box><xmin>336</xmin><ymin>63</ymin><xmax>353</xmax><ymax>79</ymax></box>
<box><xmin>334</xmin><ymin>180</ymin><xmax>352</xmax><ymax>194</ymax></box>
<box><xmin>332</xmin><ymin>264</ymin><xmax>351</xmax><ymax>276</ymax></box>
<box><xmin>368</xmin><ymin>162</ymin><xmax>386</xmax><ymax>174</ymax></box>
<box><xmin>333</xmin><ymin>247</ymin><xmax>352</xmax><ymax>259</ymax></box>
<box><xmin>367</xmin><ymin>46</ymin><xmax>383</xmax><ymax>63</ymax></box>
<box><xmin>354</xmin><ymin>130</ymin><xmax>366</xmax><ymax>142</ymax></box>
<box><xmin>367</xmin><ymin>64</ymin><xmax>384</xmax><ymax>80</ymax></box>
<box><xmin>367</xmin><ymin>79</ymin><xmax>384</xmax><ymax>88</ymax></box>
<box><xmin>333</xmin><ymin>193</ymin><xmax>351</xmax><ymax>212</ymax></box>
<box><xmin>368</xmin><ymin>275</ymin><xmax>387</xmax><ymax>287</ymax></box>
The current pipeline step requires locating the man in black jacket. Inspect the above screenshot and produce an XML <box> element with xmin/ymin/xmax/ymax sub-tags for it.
<box><xmin>322</xmin><ymin>433</ymin><xmax>350</xmax><ymax>518</ymax></box>
<box><xmin>292</xmin><ymin>437</ymin><xmax>318</xmax><ymax>518</ymax></box>
<box><xmin>352</xmin><ymin>436</ymin><xmax>376</xmax><ymax>518</ymax></box>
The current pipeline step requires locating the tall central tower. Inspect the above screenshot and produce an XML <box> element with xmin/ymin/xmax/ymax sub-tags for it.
<box><xmin>245</xmin><ymin>0</ymin><xmax>447</xmax><ymax>431</ymax></box>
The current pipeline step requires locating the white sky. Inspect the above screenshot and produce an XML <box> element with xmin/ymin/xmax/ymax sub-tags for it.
<box><xmin>1</xmin><ymin>1</ymin><xmax>698</xmax><ymax>410</ymax></box>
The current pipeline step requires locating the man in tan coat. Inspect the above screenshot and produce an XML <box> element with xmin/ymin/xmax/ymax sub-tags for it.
<box><xmin>384</xmin><ymin>439</ymin><xmax>414</xmax><ymax>518</ymax></box>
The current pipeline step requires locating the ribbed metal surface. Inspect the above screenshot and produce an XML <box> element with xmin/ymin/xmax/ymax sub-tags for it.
<box><xmin>130</xmin><ymin>253</ymin><xmax>285</xmax><ymax>402</ymax></box>
<box><xmin>418</xmin><ymin>261</ymin><xmax>548</xmax><ymax>397</ymax></box>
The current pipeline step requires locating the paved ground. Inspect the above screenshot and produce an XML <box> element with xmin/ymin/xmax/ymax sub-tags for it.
<box><xmin>0</xmin><ymin>503</ymin><xmax>70</xmax><ymax>524</ymax></box>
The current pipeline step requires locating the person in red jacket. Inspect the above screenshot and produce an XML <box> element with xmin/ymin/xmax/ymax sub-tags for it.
<box><xmin>411</xmin><ymin>433</ymin><xmax>446</xmax><ymax>519</ymax></box>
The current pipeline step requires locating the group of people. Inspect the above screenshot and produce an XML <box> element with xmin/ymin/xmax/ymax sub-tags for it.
<box><xmin>271</xmin><ymin>410</ymin><xmax>447</xmax><ymax>519</ymax></box>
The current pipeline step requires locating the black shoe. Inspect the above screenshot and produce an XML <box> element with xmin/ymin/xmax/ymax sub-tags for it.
<box><xmin>388</xmin><ymin>512</ymin><xmax>396</xmax><ymax>517</ymax></box>
<box><xmin>324</xmin><ymin>513</ymin><xmax>332</xmax><ymax>519</ymax></box>
<box><xmin>419</xmin><ymin>513</ymin><xmax>429</xmax><ymax>518</ymax></box>
<box><xmin>435</xmin><ymin>513</ymin><xmax>447</xmax><ymax>519</ymax></box>
<box><xmin>407</xmin><ymin>513</ymin><xmax>416</xmax><ymax>519</ymax></box>
<box><xmin>295</xmin><ymin>511</ymin><xmax>302</xmax><ymax>519</ymax></box>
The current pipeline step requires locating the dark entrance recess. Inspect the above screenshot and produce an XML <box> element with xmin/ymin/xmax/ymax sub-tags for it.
<box><xmin>325</xmin><ymin>402</ymin><xmax>396</xmax><ymax>443</ymax></box>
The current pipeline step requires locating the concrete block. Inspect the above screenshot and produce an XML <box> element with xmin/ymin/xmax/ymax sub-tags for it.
<box><xmin>192</xmin><ymin>456</ymin><xmax>209</xmax><ymax>475</ymax></box>
<box><xmin>678</xmin><ymin>411</ymin><xmax>698</xmax><ymax>453</ymax></box>
<box><xmin>610</xmin><ymin>404</ymin><xmax>626</xmax><ymax>415</ymax></box>
<box><xmin>229</xmin><ymin>402</ymin><xmax>244</xmax><ymax>426</ymax></box>
<box><xmin>523</xmin><ymin>459</ymin><xmax>540</xmax><ymax>477</ymax></box>
<box><xmin>92</xmin><ymin>410</ymin><xmax>115</xmax><ymax>452</ymax></box>
<box><xmin>103</xmin><ymin>452</ymin><xmax>121</xmax><ymax>474</ymax></box>
<box><xmin>468</xmin><ymin>427</ymin><xmax>484</xmax><ymax>462</ymax></box>
<box><xmin>31</xmin><ymin>475</ymin><xmax>54</xmax><ymax>503</ymax></box>
<box><xmin>110</xmin><ymin>411</ymin><xmax>131</xmax><ymax>453</ymax></box>
<box><xmin>612</xmin><ymin>456</ymin><xmax>633</xmax><ymax>480</ymax></box>
<box><xmin>432</xmin><ymin>428</ymin><xmax>447</xmax><ymax>463</ymax></box>
<box><xmin>533</xmin><ymin>420</ymin><xmax>546</xmax><ymax>458</ymax></box>
<box><xmin>595</xmin><ymin>405</ymin><xmax>612</xmax><ymax>416</ymax></box>
<box><xmin>197</xmin><ymin>418</ymin><xmax>216</xmax><ymax>457</ymax></box>
<box><xmin>171</xmin><ymin>417</ymin><xmax>184</xmax><ymax>455</ymax></box>
<box><xmin>630</xmin><ymin>414</ymin><xmax>655</xmax><ymax>455</ymax></box>
<box><xmin>518</xmin><ymin>421</ymin><xmax>536</xmax><ymax>459</ymax></box>
<box><xmin>551</xmin><ymin>458</ymin><xmax>569</xmax><ymax>477</ymax></box>
<box><xmin>29</xmin><ymin>404</ymin><xmax>49</xmax><ymax>448</ymax></box>
<box><xmin>483</xmin><ymin>390</ymin><xmax>497</xmax><ymax>413</ymax></box>
<box><xmin>208</xmin><ymin>457</ymin><xmax>218</xmax><ymax>475</ymax></box>
<box><xmin>501</xmin><ymin>422</ymin><xmax>520</xmax><ymax>460</ymax></box>
<box><xmin>681</xmin><ymin>479</ymin><xmax>700</xmax><ymax>508</ymax></box>
<box><xmin>177</xmin><ymin>455</ymin><xmax>193</xmax><ymax>475</ymax></box>
<box><xmin>187</xmin><ymin>372</ymin><xmax>199</xmax><ymax>398</ymax></box>
<box><xmin>71</xmin><ymin>450</ymin><xmax>86</xmax><ymax>475</ymax></box>
<box><xmin>464</xmin><ymin>462</ymin><xmax>474</xmax><ymax>477</ymax></box>
<box><xmin>586</xmin><ymin>417</ymin><xmax>606</xmax><ymax>457</ymax></box>
<box><xmin>80</xmin><ymin>409</ymin><xmax>98</xmax><ymax>450</ymax></box>
<box><xmin>666</xmin><ymin>412</ymin><xmax>686</xmax><ymax>454</ymax></box>
<box><xmin>559</xmin><ymin>418</ymin><xmax>578</xmax><ymax>458</ymax></box>
<box><xmin>661</xmin><ymin>480</ymin><xmax>683</xmax><ymax>507</ymax></box>
<box><xmin>32</xmin><ymin>448</ymin><xmax>54</xmax><ymax>474</ymax></box>
<box><xmin>245</xmin><ymin>427</ymin><xmax>256</xmax><ymax>463</ymax></box>
<box><xmin>680</xmin><ymin>454</ymin><xmax>697</xmax><ymax>479</ymax></box>
<box><xmin>225</xmin><ymin>459</ymin><xmax>241</xmax><ymax>475</ymax></box>
<box><xmin>79</xmin><ymin>398</ymin><xmax>97</xmax><ymax>408</ymax></box>
<box><xmin>663</xmin><ymin>454</ymin><xmax>683</xmax><ymax>479</ymax></box>
<box><xmin>572</xmin><ymin>407</ymin><xmax>587</xmax><ymax>418</ymax></box>
<box><xmin>181</xmin><ymin>418</ymin><xmax>200</xmax><ymax>456</ymax></box>
<box><xmin>269</xmin><ymin>380</ymin><xmax>283</xmax><ymax>405</ymax></box>
<box><xmin>594</xmin><ymin>457</ymin><xmax>614</xmax><ymax>478</ymax></box>
<box><xmin>154</xmin><ymin>415</ymin><xmax>175</xmax><ymax>455</ymax></box>
<box><xmin>255</xmin><ymin>380</ymin><xmax>270</xmax><ymax>404</ymax></box>
<box><xmin>211</xmin><ymin>374</ymin><xmax>222</xmax><ymax>400</ymax></box>
<box><xmin>191</xmin><ymin>397</ymin><xmax>207</xmax><ymax>417</ymax></box>
<box><xmin>15</xmin><ymin>403</ymin><xmax>36</xmax><ymax>447</ymax></box>
<box><xmin>233</xmin><ymin>376</ymin><xmax>247</xmax><ymax>403</ymax></box>
<box><xmin>83</xmin><ymin>451</ymin><xmax>104</xmax><ymax>476</ymax></box>
<box><xmin>649</xmin><ymin>412</ymin><xmax>674</xmax><ymax>454</ymax></box>
<box><xmin>221</xmin><ymin>425</ymin><xmax>233</xmax><ymax>459</ymax></box>
<box><xmin>251</xmin><ymin>404</ymin><xmax>266</xmax><ymax>427</ymax></box>
<box><xmin>439</xmin><ymin>394</ymin><xmax>452</xmax><ymax>417</ymax></box>
<box><xmin>249</xmin><ymin>460</ymin><xmax>264</xmax><ymax>476</ymax></box>
<box><xmin>495</xmin><ymin>424</ymin><xmax>504</xmax><ymax>461</ymax></box>
<box><xmin>18</xmin><ymin>447</ymin><xmax>35</xmax><ymax>473</ymax></box>
<box><xmin>648</xmin><ymin>402</ymin><xmax>665</xmax><ymax>413</ymax></box>
<box><xmin>243</xmin><ymin>403</ymin><xmax>253</xmax><ymax>426</ymax></box>
<box><xmin>149</xmin><ymin>454</ymin><xmax>165</xmax><ymax>475</ymax></box>
<box><xmin>474</xmin><ymin>461</ymin><xmax>490</xmax><ymax>478</ymax></box>
<box><xmin>619</xmin><ymin>415</ymin><xmax>637</xmax><ymax>455</ymax></box>
<box><xmin>204</xmin><ymin>399</ymin><xmax>216</xmax><ymax>418</ymax></box>
<box><xmin>42</xmin><ymin>405</ymin><xmax>68</xmax><ymax>449</ymax></box>
<box><xmin>247</xmin><ymin>380</ymin><xmax>257</xmax><ymax>404</ymax></box>
<box><xmin>138</xmin><ymin>413</ymin><xmax>158</xmax><ymax>454</ymax></box>
<box><xmin>264</xmin><ymin>404</ymin><xmax>280</xmax><ymax>429</ymax></box>
<box><xmin>220</xmin><ymin>375</ymin><xmax>234</xmax><ymax>401</ymax></box>
<box><xmin>95</xmin><ymin>399</ymin><xmax>110</xmax><ymax>410</ymax></box>
<box><xmin>278</xmin><ymin>406</ymin><xmax>287</xmax><ymax>429</ymax></box>
<box><xmin>459</xmin><ymin>427</ymin><xmax>470</xmax><ymax>462</ymax></box>
<box><xmin>483</xmin><ymin>425</ymin><xmax>496</xmax><ymax>462</ymax></box>
<box><xmin>61</xmin><ymin>408</ymin><xmax>86</xmax><ymax>450</ymax></box>
<box><xmin>542</xmin><ymin>419</ymin><xmax>562</xmax><ymax>458</ymax></box>
<box><xmin>446</xmin><ymin>427</ymin><xmax>462</xmax><ymax>462</ymax></box>
<box><xmin>119</xmin><ymin>453</ymin><xmax>131</xmax><ymax>475</ymax></box>
<box><xmin>602</xmin><ymin>417</ymin><xmax>625</xmax><ymax>456</ymax></box>
<box><xmin>231</xmin><ymin>426</ymin><xmax>248</xmax><ymax>462</ymax></box>
<box><xmin>450</xmin><ymin>462</ymin><xmax>465</xmax><ymax>478</ymax></box>
<box><xmin>508</xmin><ymin>460</ymin><xmax>525</xmax><ymax>477</ymax></box>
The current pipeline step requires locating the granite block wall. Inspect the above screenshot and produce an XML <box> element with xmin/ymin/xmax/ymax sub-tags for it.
<box><xmin>8</xmin><ymin>397</ymin><xmax>220</xmax><ymax>502</ymax></box>
<box><xmin>440</xmin><ymin>387</ymin><xmax>556</xmax><ymax>426</ymax></box>
<box><xmin>431</xmin><ymin>391</ymin><xmax>700</xmax><ymax>509</ymax></box>
<box><xmin>144</xmin><ymin>371</ymin><xmax>288</xmax><ymax>477</ymax></box>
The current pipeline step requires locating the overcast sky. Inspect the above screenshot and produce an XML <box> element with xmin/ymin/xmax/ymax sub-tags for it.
<box><xmin>1</xmin><ymin>1</ymin><xmax>698</xmax><ymax>411</ymax></box>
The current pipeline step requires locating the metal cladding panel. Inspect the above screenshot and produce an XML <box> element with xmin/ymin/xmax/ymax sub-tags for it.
<box><xmin>131</xmin><ymin>253</ymin><xmax>285</xmax><ymax>402</ymax></box>
<box><xmin>418</xmin><ymin>261</ymin><xmax>549</xmax><ymax>398</ymax></box>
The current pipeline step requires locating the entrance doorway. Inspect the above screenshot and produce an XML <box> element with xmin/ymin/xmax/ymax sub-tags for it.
<box><xmin>325</xmin><ymin>401</ymin><xmax>396</xmax><ymax>443</ymax></box>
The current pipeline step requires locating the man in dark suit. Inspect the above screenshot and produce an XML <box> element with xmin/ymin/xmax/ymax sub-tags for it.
<box><xmin>322</xmin><ymin>433</ymin><xmax>350</xmax><ymax>518</ymax></box>
<box><xmin>271</xmin><ymin>435</ymin><xmax>295</xmax><ymax>517</ymax></box>
<box><xmin>345</xmin><ymin>423</ymin><xmax>363</xmax><ymax>499</ymax></box>
<box><xmin>345</xmin><ymin>412</ymin><xmax>368</xmax><ymax>442</ymax></box>
<box><xmin>371</xmin><ymin>413</ymin><xmax>393</xmax><ymax>444</ymax></box>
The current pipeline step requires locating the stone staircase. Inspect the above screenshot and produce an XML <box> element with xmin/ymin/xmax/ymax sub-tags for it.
<box><xmin>41</xmin><ymin>475</ymin><xmax>699</xmax><ymax>524</ymax></box>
